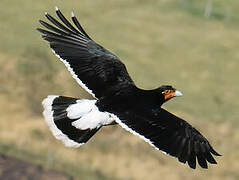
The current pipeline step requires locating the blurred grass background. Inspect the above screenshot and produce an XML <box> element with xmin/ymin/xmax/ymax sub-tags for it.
<box><xmin>0</xmin><ymin>0</ymin><xmax>238</xmax><ymax>179</ymax></box>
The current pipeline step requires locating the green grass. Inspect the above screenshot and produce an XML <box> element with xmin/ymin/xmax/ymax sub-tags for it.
<box><xmin>0</xmin><ymin>0</ymin><xmax>239</xmax><ymax>180</ymax></box>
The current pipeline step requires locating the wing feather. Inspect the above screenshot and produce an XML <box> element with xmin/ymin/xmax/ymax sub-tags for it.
<box><xmin>38</xmin><ymin>8</ymin><xmax>135</xmax><ymax>98</ymax></box>
<box><xmin>56</xmin><ymin>10</ymin><xmax>80</xmax><ymax>34</ymax></box>
<box><xmin>111</xmin><ymin>108</ymin><xmax>220</xmax><ymax>169</ymax></box>
<box><xmin>71</xmin><ymin>13</ymin><xmax>92</xmax><ymax>39</ymax></box>
<box><xmin>45</xmin><ymin>13</ymin><xmax>76</xmax><ymax>35</ymax></box>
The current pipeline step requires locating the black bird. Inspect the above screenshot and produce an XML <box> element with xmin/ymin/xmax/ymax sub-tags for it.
<box><xmin>38</xmin><ymin>7</ymin><xmax>221</xmax><ymax>169</ymax></box>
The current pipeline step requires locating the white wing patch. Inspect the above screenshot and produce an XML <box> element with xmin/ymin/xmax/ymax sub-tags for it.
<box><xmin>52</xmin><ymin>50</ymin><xmax>97</xmax><ymax>99</ymax></box>
<box><xmin>72</xmin><ymin>111</ymin><xmax>111</xmax><ymax>130</ymax></box>
<box><xmin>42</xmin><ymin>95</ymin><xmax>84</xmax><ymax>147</ymax></box>
<box><xmin>66</xmin><ymin>99</ymin><xmax>97</xmax><ymax>119</ymax></box>
<box><xmin>66</xmin><ymin>99</ymin><xmax>115</xmax><ymax>130</ymax></box>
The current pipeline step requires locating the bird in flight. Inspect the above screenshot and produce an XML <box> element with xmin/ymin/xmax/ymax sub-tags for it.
<box><xmin>38</xmin><ymin>7</ymin><xmax>220</xmax><ymax>169</ymax></box>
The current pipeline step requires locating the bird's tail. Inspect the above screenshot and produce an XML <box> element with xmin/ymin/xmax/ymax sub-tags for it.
<box><xmin>42</xmin><ymin>95</ymin><xmax>110</xmax><ymax>147</ymax></box>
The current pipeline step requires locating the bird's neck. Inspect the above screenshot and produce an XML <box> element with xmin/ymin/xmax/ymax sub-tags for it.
<box><xmin>136</xmin><ymin>88</ymin><xmax>165</xmax><ymax>106</ymax></box>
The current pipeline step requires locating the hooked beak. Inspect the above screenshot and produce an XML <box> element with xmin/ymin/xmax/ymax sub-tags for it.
<box><xmin>164</xmin><ymin>90</ymin><xmax>183</xmax><ymax>101</ymax></box>
<box><xmin>174</xmin><ymin>90</ymin><xmax>183</xmax><ymax>97</ymax></box>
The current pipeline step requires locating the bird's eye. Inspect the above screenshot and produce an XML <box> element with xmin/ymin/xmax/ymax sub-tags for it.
<box><xmin>162</xmin><ymin>90</ymin><xmax>170</xmax><ymax>94</ymax></box>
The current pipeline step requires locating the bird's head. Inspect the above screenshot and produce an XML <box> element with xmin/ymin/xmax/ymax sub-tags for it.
<box><xmin>157</xmin><ymin>85</ymin><xmax>183</xmax><ymax>103</ymax></box>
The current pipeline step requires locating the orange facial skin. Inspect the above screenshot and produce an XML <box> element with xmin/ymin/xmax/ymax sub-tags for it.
<box><xmin>162</xmin><ymin>90</ymin><xmax>176</xmax><ymax>100</ymax></box>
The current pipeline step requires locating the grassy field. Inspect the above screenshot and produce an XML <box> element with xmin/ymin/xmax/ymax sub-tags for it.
<box><xmin>0</xmin><ymin>0</ymin><xmax>239</xmax><ymax>179</ymax></box>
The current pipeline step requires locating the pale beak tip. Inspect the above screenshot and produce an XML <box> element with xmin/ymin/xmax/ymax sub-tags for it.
<box><xmin>174</xmin><ymin>90</ymin><xmax>183</xmax><ymax>97</ymax></box>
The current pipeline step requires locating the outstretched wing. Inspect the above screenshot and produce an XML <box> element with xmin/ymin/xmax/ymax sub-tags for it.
<box><xmin>112</xmin><ymin>108</ymin><xmax>221</xmax><ymax>169</ymax></box>
<box><xmin>37</xmin><ymin>8</ymin><xmax>135</xmax><ymax>99</ymax></box>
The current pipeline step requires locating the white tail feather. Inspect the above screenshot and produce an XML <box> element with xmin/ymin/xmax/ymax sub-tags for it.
<box><xmin>42</xmin><ymin>95</ymin><xmax>115</xmax><ymax>147</ymax></box>
<box><xmin>42</xmin><ymin>95</ymin><xmax>83</xmax><ymax>147</ymax></box>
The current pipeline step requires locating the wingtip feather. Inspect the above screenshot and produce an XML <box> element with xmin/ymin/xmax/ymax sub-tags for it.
<box><xmin>209</xmin><ymin>145</ymin><xmax>221</xmax><ymax>156</ymax></box>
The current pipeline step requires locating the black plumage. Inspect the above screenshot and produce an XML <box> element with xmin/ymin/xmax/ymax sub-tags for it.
<box><xmin>38</xmin><ymin>11</ymin><xmax>134</xmax><ymax>99</ymax></box>
<box><xmin>38</xmin><ymin>8</ymin><xmax>221</xmax><ymax>169</ymax></box>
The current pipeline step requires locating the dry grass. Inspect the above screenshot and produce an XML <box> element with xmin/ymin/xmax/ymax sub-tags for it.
<box><xmin>0</xmin><ymin>0</ymin><xmax>239</xmax><ymax>179</ymax></box>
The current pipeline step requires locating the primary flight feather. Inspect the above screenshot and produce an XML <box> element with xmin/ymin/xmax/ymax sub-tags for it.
<box><xmin>38</xmin><ymin>7</ymin><xmax>221</xmax><ymax>169</ymax></box>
